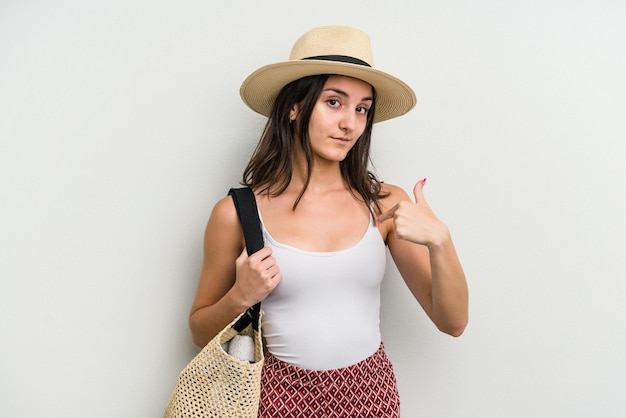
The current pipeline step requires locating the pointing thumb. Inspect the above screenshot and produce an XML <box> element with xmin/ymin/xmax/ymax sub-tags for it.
<box><xmin>413</xmin><ymin>178</ymin><xmax>427</xmax><ymax>202</ymax></box>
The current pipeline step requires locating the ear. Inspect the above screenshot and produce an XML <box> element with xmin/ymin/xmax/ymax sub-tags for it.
<box><xmin>289</xmin><ymin>104</ymin><xmax>299</xmax><ymax>122</ymax></box>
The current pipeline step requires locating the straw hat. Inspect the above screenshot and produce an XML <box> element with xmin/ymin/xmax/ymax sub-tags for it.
<box><xmin>239</xmin><ymin>26</ymin><xmax>416</xmax><ymax>123</ymax></box>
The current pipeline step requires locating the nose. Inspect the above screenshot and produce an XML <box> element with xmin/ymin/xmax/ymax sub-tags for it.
<box><xmin>338</xmin><ymin>110</ymin><xmax>356</xmax><ymax>132</ymax></box>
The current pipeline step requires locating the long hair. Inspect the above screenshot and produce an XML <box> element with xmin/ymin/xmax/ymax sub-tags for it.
<box><xmin>242</xmin><ymin>74</ymin><xmax>388</xmax><ymax>214</ymax></box>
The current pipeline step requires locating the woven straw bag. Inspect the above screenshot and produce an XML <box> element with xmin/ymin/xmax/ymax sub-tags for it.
<box><xmin>164</xmin><ymin>188</ymin><xmax>265</xmax><ymax>418</ymax></box>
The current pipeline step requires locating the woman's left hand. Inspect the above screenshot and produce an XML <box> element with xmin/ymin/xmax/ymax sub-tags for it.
<box><xmin>378</xmin><ymin>178</ymin><xmax>450</xmax><ymax>248</ymax></box>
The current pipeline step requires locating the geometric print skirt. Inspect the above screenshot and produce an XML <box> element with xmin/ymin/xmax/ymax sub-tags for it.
<box><xmin>258</xmin><ymin>342</ymin><xmax>400</xmax><ymax>417</ymax></box>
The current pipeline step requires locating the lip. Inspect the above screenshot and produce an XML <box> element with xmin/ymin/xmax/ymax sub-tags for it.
<box><xmin>332</xmin><ymin>137</ymin><xmax>351</xmax><ymax>143</ymax></box>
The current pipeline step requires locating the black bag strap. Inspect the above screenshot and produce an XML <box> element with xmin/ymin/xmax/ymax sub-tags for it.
<box><xmin>228</xmin><ymin>187</ymin><xmax>263</xmax><ymax>332</ymax></box>
<box><xmin>228</xmin><ymin>187</ymin><xmax>264</xmax><ymax>255</ymax></box>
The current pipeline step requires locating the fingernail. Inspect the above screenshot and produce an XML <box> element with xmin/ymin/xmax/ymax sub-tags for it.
<box><xmin>422</xmin><ymin>178</ymin><xmax>427</xmax><ymax>185</ymax></box>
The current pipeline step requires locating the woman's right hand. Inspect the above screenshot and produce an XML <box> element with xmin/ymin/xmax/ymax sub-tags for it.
<box><xmin>232</xmin><ymin>246</ymin><xmax>281</xmax><ymax>307</ymax></box>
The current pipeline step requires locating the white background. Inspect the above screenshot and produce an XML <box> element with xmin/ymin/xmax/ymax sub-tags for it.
<box><xmin>1</xmin><ymin>1</ymin><xmax>625</xmax><ymax>417</ymax></box>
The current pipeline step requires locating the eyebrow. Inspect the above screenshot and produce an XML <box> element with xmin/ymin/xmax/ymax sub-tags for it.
<box><xmin>323</xmin><ymin>87</ymin><xmax>373</xmax><ymax>102</ymax></box>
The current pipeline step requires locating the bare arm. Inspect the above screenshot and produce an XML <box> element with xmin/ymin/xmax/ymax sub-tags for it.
<box><xmin>379</xmin><ymin>180</ymin><xmax>468</xmax><ymax>336</ymax></box>
<box><xmin>188</xmin><ymin>196</ymin><xmax>281</xmax><ymax>347</ymax></box>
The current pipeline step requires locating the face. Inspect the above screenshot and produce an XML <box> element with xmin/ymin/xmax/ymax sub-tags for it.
<box><xmin>298</xmin><ymin>75</ymin><xmax>373</xmax><ymax>164</ymax></box>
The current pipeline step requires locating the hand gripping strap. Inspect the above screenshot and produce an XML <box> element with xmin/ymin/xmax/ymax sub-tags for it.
<box><xmin>228</xmin><ymin>187</ymin><xmax>263</xmax><ymax>332</ymax></box>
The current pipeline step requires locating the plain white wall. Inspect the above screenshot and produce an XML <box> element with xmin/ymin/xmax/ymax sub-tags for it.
<box><xmin>1</xmin><ymin>1</ymin><xmax>625</xmax><ymax>417</ymax></box>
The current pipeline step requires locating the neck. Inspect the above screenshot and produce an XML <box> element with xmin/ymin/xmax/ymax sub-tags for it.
<box><xmin>289</xmin><ymin>146</ymin><xmax>346</xmax><ymax>195</ymax></box>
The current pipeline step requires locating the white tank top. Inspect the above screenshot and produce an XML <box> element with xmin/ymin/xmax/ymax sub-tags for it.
<box><xmin>259</xmin><ymin>212</ymin><xmax>387</xmax><ymax>370</ymax></box>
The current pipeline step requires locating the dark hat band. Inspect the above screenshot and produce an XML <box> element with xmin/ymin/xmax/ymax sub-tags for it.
<box><xmin>302</xmin><ymin>55</ymin><xmax>371</xmax><ymax>67</ymax></box>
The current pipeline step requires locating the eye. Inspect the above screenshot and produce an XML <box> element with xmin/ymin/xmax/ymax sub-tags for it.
<box><xmin>327</xmin><ymin>99</ymin><xmax>340</xmax><ymax>108</ymax></box>
<box><xmin>356</xmin><ymin>106</ymin><xmax>369</xmax><ymax>115</ymax></box>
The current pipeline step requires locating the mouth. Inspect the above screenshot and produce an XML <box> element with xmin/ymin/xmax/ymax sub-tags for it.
<box><xmin>332</xmin><ymin>137</ymin><xmax>351</xmax><ymax>143</ymax></box>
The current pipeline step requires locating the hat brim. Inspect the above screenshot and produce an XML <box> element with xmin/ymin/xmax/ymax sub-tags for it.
<box><xmin>240</xmin><ymin>60</ymin><xmax>416</xmax><ymax>123</ymax></box>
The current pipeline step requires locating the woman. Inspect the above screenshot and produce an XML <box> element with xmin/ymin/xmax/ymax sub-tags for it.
<box><xmin>189</xmin><ymin>26</ymin><xmax>468</xmax><ymax>417</ymax></box>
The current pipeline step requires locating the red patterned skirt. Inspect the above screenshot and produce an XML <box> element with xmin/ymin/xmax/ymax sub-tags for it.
<box><xmin>258</xmin><ymin>342</ymin><xmax>400</xmax><ymax>417</ymax></box>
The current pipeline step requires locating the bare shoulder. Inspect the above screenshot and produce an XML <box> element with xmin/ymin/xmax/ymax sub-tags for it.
<box><xmin>378</xmin><ymin>182</ymin><xmax>411</xmax><ymax>212</ymax></box>
<box><xmin>205</xmin><ymin>195</ymin><xmax>244</xmax><ymax>250</ymax></box>
<box><xmin>210</xmin><ymin>195</ymin><xmax>238</xmax><ymax>223</ymax></box>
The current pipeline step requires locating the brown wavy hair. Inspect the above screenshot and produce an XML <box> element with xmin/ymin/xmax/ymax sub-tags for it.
<box><xmin>242</xmin><ymin>74</ymin><xmax>388</xmax><ymax>214</ymax></box>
